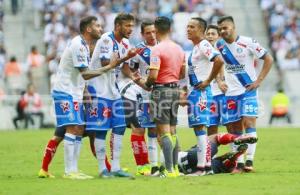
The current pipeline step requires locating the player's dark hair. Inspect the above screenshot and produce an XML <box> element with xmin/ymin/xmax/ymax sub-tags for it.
<box><xmin>217</xmin><ymin>16</ymin><xmax>234</xmax><ymax>25</ymax></box>
<box><xmin>154</xmin><ymin>16</ymin><xmax>171</xmax><ymax>34</ymax></box>
<box><xmin>141</xmin><ymin>20</ymin><xmax>154</xmax><ymax>34</ymax></box>
<box><xmin>191</xmin><ymin>17</ymin><xmax>207</xmax><ymax>32</ymax></box>
<box><xmin>79</xmin><ymin>16</ymin><xmax>98</xmax><ymax>33</ymax></box>
<box><xmin>114</xmin><ymin>13</ymin><xmax>135</xmax><ymax>26</ymax></box>
<box><xmin>10</xmin><ymin>56</ymin><xmax>16</xmax><ymax>62</ymax></box>
<box><xmin>207</xmin><ymin>24</ymin><xmax>220</xmax><ymax>35</ymax></box>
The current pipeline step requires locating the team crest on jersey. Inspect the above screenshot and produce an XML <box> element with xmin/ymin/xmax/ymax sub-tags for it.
<box><xmin>227</xmin><ymin>99</ymin><xmax>237</xmax><ymax>110</ymax></box>
<box><xmin>60</xmin><ymin>101</ymin><xmax>70</xmax><ymax>113</ymax></box>
<box><xmin>198</xmin><ymin>98</ymin><xmax>207</xmax><ymax>112</ymax></box>
<box><xmin>89</xmin><ymin>107</ymin><xmax>98</xmax><ymax>117</ymax></box>
<box><xmin>122</xmin><ymin>48</ymin><xmax>126</xmax><ymax>54</ymax></box>
<box><xmin>102</xmin><ymin>107</ymin><xmax>112</xmax><ymax>118</ymax></box>
<box><xmin>237</xmin><ymin>47</ymin><xmax>243</xmax><ymax>53</ymax></box>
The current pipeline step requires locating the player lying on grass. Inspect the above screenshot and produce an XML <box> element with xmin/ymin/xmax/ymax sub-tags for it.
<box><xmin>160</xmin><ymin>133</ymin><xmax>258</xmax><ymax>176</ymax></box>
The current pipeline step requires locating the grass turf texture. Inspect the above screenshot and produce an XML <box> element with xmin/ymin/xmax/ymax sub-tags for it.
<box><xmin>0</xmin><ymin>127</ymin><xmax>300</xmax><ymax>195</ymax></box>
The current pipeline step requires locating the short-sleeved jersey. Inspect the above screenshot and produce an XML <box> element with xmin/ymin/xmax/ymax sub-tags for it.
<box><xmin>128</xmin><ymin>41</ymin><xmax>153</xmax><ymax>102</ymax></box>
<box><xmin>216</xmin><ymin>36</ymin><xmax>267</xmax><ymax>96</ymax></box>
<box><xmin>188</xmin><ymin>39</ymin><xmax>219</xmax><ymax>90</ymax></box>
<box><xmin>88</xmin><ymin>32</ymin><xmax>131</xmax><ymax>100</ymax></box>
<box><xmin>52</xmin><ymin>35</ymin><xmax>89</xmax><ymax>101</ymax></box>
<box><xmin>150</xmin><ymin>40</ymin><xmax>185</xmax><ymax>84</ymax></box>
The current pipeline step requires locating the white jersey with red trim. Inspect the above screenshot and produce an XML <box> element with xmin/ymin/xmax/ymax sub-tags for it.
<box><xmin>52</xmin><ymin>35</ymin><xmax>89</xmax><ymax>101</ymax></box>
<box><xmin>187</xmin><ymin>39</ymin><xmax>219</xmax><ymax>92</ymax></box>
<box><xmin>88</xmin><ymin>32</ymin><xmax>131</xmax><ymax>100</ymax></box>
<box><xmin>216</xmin><ymin>36</ymin><xmax>267</xmax><ymax>96</ymax></box>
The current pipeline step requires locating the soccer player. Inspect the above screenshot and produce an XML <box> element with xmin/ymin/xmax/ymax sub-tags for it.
<box><xmin>205</xmin><ymin>24</ymin><xmax>228</xmax><ymax>135</ymax></box>
<box><xmin>48</xmin><ymin>16</ymin><xmax>119</xmax><ymax>179</ymax></box>
<box><xmin>216</xmin><ymin>16</ymin><xmax>273</xmax><ymax>171</ymax></box>
<box><xmin>169</xmin><ymin>133</ymin><xmax>258</xmax><ymax>175</ymax></box>
<box><xmin>85</xmin><ymin>13</ymin><xmax>139</xmax><ymax>178</ymax></box>
<box><xmin>125</xmin><ymin>20</ymin><xmax>159</xmax><ymax>176</ymax></box>
<box><xmin>186</xmin><ymin>18</ymin><xmax>224</xmax><ymax>176</ymax></box>
<box><xmin>135</xmin><ymin>16</ymin><xmax>186</xmax><ymax>178</ymax></box>
<box><xmin>38</xmin><ymin>38</ymin><xmax>112</xmax><ymax>179</ymax></box>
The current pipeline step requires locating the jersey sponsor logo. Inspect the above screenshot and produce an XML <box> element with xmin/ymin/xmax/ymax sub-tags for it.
<box><xmin>227</xmin><ymin>99</ymin><xmax>237</xmax><ymax>110</ymax></box>
<box><xmin>225</xmin><ymin>64</ymin><xmax>245</xmax><ymax>73</ymax></box>
<box><xmin>89</xmin><ymin>107</ymin><xmax>98</xmax><ymax>117</ymax></box>
<box><xmin>100</xmin><ymin>46</ymin><xmax>110</xmax><ymax>54</ymax></box>
<box><xmin>73</xmin><ymin>101</ymin><xmax>79</xmax><ymax>111</ymax></box>
<box><xmin>60</xmin><ymin>101</ymin><xmax>70</xmax><ymax>113</ymax></box>
<box><xmin>102</xmin><ymin>107</ymin><xmax>112</xmax><ymax>118</ymax></box>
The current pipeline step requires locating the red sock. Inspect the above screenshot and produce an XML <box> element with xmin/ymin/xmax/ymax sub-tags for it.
<box><xmin>217</xmin><ymin>133</ymin><xmax>237</xmax><ymax>145</ymax></box>
<box><xmin>105</xmin><ymin>155</ymin><xmax>111</xmax><ymax>171</ymax></box>
<box><xmin>41</xmin><ymin>139</ymin><xmax>58</xmax><ymax>172</ymax></box>
<box><xmin>131</xmin><ymin>134</ymin><xmax>149</xmax><ymax>166</ymax></box>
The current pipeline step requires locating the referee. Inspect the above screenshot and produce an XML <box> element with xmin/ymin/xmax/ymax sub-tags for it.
<box><xmin>135</xmin><ymin>16</ymin><xmax>185</xmax><ymax>177</ymax></box>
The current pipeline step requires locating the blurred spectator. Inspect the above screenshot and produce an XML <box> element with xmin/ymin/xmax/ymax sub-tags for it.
<box><xmin>269</xmin><ymin>88</ymin><xmax>292</xmax><ymax>125</ymax></box>
<box><xmin>32</xmin><ymin>0</ymin><xmax>45</xmax><ymax>29</ymax></box>
<box><xmin>11</xmin><ymin>0</ymin><xmax>18</xmax><ymax>15</ymax></box>
<box><xmin>261</xmin><ymin>0</ymin><xmax>300</xmax><ymax>70</ymax></box>
<box><xmin>12</xmin><ymin>90</ymin><xmax>34</xmax><ymax>129</ymax></box>
<box><xmin>27</xmin><ymin>46</ymin><xmax>45</xmax><ymax>69</ymax></box>
<box><xmin>13</xmin><ymin>83</ymin><xmax>45</xmax><ymax>129</ymax></box>
<box><xmin>4</xmin><ymin>56</ymin><xmax>21</xmax><ymax>78</ymax></box>
<box><xmin>0</xmin><ymin>44</ymin><xmax>6</xmax><ymax>78</ymax></box>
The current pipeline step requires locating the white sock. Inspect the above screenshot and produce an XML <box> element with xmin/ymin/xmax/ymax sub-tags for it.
<box><xmin>94</xmin><ymin>138</ymin><xmax>106</xmax><ymax>173</ymax></box>
<box><xmin>246</xmin><ymin>129</ymin><xmax>257</xmax><ymax>161</ymax></box>
<box><xmin>196</xmin><ymin>134</ymin><xmax>207</xmax><ymax>168</ymax></box>
<box><xmin>64</xmin><ymin>133</ymin><xmax>76</xmax><ymax>174</ymax></box>
<box><xmin>148</xmin><ymin>137</ymin><xmax>158</xmax><ymax>166</ymax></box>
<box><xmin>72</xmin><ymin>136</ymin><xmax>82</xmax><ymax>173</ymax></box>
<box><xmin>110</xmin><ymin>133</ymin><xmax>123</xmax><ymax>172</ymax></box>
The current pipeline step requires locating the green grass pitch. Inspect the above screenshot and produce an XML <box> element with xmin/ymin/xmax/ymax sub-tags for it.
<box><xmin>0</xmin><ymin>127</ymin><xmax>300</xmax><ymax>195</ymax></box>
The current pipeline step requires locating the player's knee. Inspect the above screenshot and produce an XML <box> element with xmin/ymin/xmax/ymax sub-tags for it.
<box><xmin>243</xmin><ymin>117</ymin><xmax>256</xmax><ymax>128</ymax></box>
<box><xmin>132</xmin><ymin>127</ymin><xmax>145</xmax><ymax>135</ymax></box>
